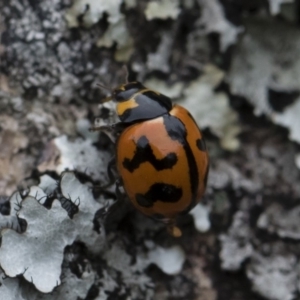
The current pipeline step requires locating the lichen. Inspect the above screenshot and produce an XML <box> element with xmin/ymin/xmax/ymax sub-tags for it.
<box><xmin>182</xmin><ymin>64</ymin><xmax>241</xmax><ymax>151</ymax></box>
<box><xmin>144</xmin><ymin>0</ymin><xmax>180</xmax><ymax>20</ymax></box>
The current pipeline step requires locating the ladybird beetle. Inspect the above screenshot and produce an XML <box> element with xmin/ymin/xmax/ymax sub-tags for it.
<box><xmin>92</xmin><ymin>81</ymin><xmax>209</xmax><ymax>237</ymax></box>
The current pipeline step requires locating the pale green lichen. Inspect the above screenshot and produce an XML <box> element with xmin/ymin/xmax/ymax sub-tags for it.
<box><xmin>144</xmin><ymin>78</ymin><xmax>183</xmax><ymax>99</ymax></box>
<box><xmin>144</xmin><ymin>0</ymin><xmax>180</xmax><ymax>20</ymax></box>
<box><xmin>182</xmin><ymin>65</ymin><xmax>241</xmax><ymax>151</ymax></box>
<box><xmin>65</xmin><ymin>0</ymin><xmax>123</xmax><ymax>28</ymax></box>
<box><xmin>197</xmin><ymin>0</ymin><xmax>243</xmax><ymax>51</ymax></box>
<box><xmin>96</xmin><ymin>17</ymin><xmax>133</xmax><ymax>62</ymax></box>
<box><xmin>65</xmin><ymin>0</ymin><xmax>134</xmax><ymax>62</ymax></box>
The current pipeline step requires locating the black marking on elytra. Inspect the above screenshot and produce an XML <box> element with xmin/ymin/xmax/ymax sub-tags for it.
<box><xmin>119</xmin><ymin>89</ymin><xmax>172</xmax><ymax>123</ymax></box>
<box><xmin>163</xmin><ymin>114</ymin><xmax>199</xmax><ymax>209</ymax></box>
<box><xmin>142</xmin><ymin>90</ymin><xmax>173</xmax><ymax>111</ymax></box>
<box><xmin>196</xmin><ymin>138</ymin><xmax>206</xmax><ymax>151</ymax></box>
<box><xmin>123</xmin><ymin>136</ymin><xmax>178</xmax><ymax>172</ymax></box>
<box><xmin>136</xmin><ymin>194</ymin><xmax>152</xmax><ymax>207</ymax></box>
<box><xmin>136</xmin><ymin>183</ymin><xmax>183</xmax><ymax>208</ymax></box>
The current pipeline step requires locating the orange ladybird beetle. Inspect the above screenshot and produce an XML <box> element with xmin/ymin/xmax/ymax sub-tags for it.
<box><xmin>92</xmin><ymin>78</ymin><xmax>209</xmax><ymax>237</ymax></box>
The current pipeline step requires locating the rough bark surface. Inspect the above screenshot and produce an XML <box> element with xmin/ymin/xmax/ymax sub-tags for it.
<box><xmin>0</xmin><ymin>0</ymin><xmax>300</xmax><ymax>299</ymax></box>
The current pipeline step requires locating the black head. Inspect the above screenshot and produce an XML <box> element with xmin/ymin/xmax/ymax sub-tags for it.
<box><xmin>102</xmin><ymin>81</ymin><xmax>173</xmax><ymax>123</ymax></box>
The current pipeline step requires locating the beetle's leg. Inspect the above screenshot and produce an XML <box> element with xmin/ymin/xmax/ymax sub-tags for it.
<box><xmin>92</xmin><ymin>158</ymin><xmax>122</xmax><ymax>200</ymax></box>
<box><xmin>106</xmin><ymin>157</ymin><xmax>116</xmax><ymax>187</ymax></box>
<box><xmin>103</xmin><ymin>179</ymin><xmax>132</xmax><ymax>231</ymax></box>
<box><xmin>166</xmin><ymin>219</ymin><xmax>182</xmax><ymax>238</ymax></box>
<box><xmin>115</xmin><ymin>179</ymin><xmax>126</xmax><ymax>201</ymax></box>
<box><xmin>90</xmin><ymin>121</ymin><xmax>127</xmax><ymax>143</ymax></box>
<box><xmin>95</xmin><ymin>179</ymin><xmax>125</xmax><ymax>219</ymax></box>
<box><xmin>93</xmin><ymin>157</ymin><xmax>117</xmax><ymax>192</ymax></box>
<box><xmin>89</xmin><ymin>120</ymin><xmax>116</xmax><ymax>143</ymax></box>
<box><xmin>89</xmin><ymin>121</ymin><xmax>127</xmax><ymax>133</ymax></box>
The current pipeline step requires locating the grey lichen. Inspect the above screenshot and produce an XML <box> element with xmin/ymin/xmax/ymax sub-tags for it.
<box><xmin>196</xmin><ymin>0</ymin><xmax>243</xmax><ymax>51</ymax></box>
<box><xmin>66</xmin><ymin>0</ymin><xmax>134</xmax><ymax>62</ymax></box>
<box><xmin>65</xmin><ymin>0</ymin><xmax>123</xmax><ymax>28</ymax></box>
<box><xmin>0</xmin><ymin>269</ymin><xmax>26</xmax><ymax>300</ymax></box>
<box><xmin>182</xmin><ymin>65</ymin><xmax>241</xmax><ymax>151</ymax></box>
<box><xmin>2</xmin><ymin>0</ymin><xmax>300</xmax><ymax>299</ymax></box>
<box><xmin>257</xmin><ymin>203</ymin><xmax>300</xmax><ymax>240</ymax></box>
<box><xmin>219</xmin><ymin>210</ymin><xmax>253</xmax><ymax>271</ymax></box>
<box><xmin>228</xmin><ymin>18</ymin><xmax>300</xmax><ymax>143</ymax></box>
<box><xmin>0</xmin><ymin>192</ymin><xmax>24</xmax><ymax>232</ymax></box>
<box><xmin>54</xmin><ymin>136</ymin><xmax>110</xmax><ymax>182</ymax></box>
<box><xmin>247</xmin><ymin>252</ymin><xmax>298</xmax><ymax>300</ymax></box>
<box><xmin>0</xmin><ymin>196</ymin><xmax>75</xmax><ymax>293</ymax></box>
<box><xmin>0</xmin><ymin>171</ymin><xmax>106</xmax><ymax>293</ymax></box>
<box><xmin>144</xmin><ymin>0</ymin><xmax>181</xmax><ymax>20</ymax></box>
<box><xmin>60</xmin><ymin>171</ymin><xmax>106</xmax><ymax>253</ymax></box>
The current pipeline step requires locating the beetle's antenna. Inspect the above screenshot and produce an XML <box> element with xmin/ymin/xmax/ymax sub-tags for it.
<box><xmin>96</xmin><ymin>83</ymin><xmax>113</xmax><ymax>103</ymax></box>
<box><xmin>96</xmin><ymin>82</ymin><xmax>112</xmax><ymax>92</ymax></box>
<box><xmin>122</xmin><ymin>65</ymin><xmax>129</xmax><ymax>83</ymax></box>
<box><xmin>100</xmin><ymin>96</ymin><xmax>113</xmax><ymax>103</ymax></box>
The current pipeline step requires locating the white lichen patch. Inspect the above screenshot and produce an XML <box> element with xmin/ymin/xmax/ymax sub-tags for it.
<box><xmin>35</xmin><ymin>268</ymin><xmax>95</xmax><ymax>300</ymax></box>
<box><xmin>257</xmin><ymin>203</ymin><xmax>300</xmax><ymax>240</ymax></box>
<box><xmin>66</xmin><ymin>0</ymin><xmax>133</xmax><ymax>61</ymax></box>
<box><xmin>0</xmin><ymin>269</ymin><xmax>26</xmax><ymax>300</ymax></box>
<box><xmin>197</xmin><ymin>0</ymin><xmax>243</xmax><ymax>51</ymax></box>
<box><xmin>220</xmin><ymin>211</ymin><xmax>253</xmax><ymax>271</ymax></box>
<box><xmin>53</xmin><ymin>135</ymin><xmax>110</xmax><ymax>182</ymax></box>
<box><xmin>228</xmin><ymin>19</ymin><xmax>300</xmax><ymax>146</ymax></box>
<box><xmin>65</xmin><ymin>0</ymin><xmax>123</xmax><ymax>28</ymax></box>
<box><xmin>96</xmin><ymin>17</ymin><xmax>133</xmax><ymax>62</ymax></box>
<box><xmin>247</xmin><ymin>253</ymin><xmax>298</xmax><ymax>300</ymax></box>
<box><xmin>76</xmin><ymin>118</ymin><xmax>99</xmax><ymax>142</ymax></box>
<box><xmin>144</xmin><ymin>78</ymin><xmax>183</xmax><ymax>99</ymax></box>
<box><xmin>28</xmin><ymin>186</ymin><xmax>48</xmax><ymax>205</ymax></box>
<box><xmin>189</xmin><ymin>203</ymin><xmax>211</xmax><ymax>232</ymax></box>
<box><xmin>105</xmin><ymin>241</ymin><xmax>133</xmax><ymax>274</ymax></box>
<box><xmin>146</xmin><ymin>32</ymin><xmax>173</xmax><ymax>73</ymax></box>
<box><xmin>60</xmin><ymin>171</ymin><xmax>105</xmax><ymax>253</ymax></box>
<box><xmin>181</xmin><ymin>64</ymin><xmax>241</xmax><ymax>151</ymax></box>
<box><xmin>0</xmin><ymin>191</ymin><xmax>24</xmax><ymax>232</ymax></box>
<box><xmin>268</xmin><ymin>0</ymin><xmax>293</xmax><ymax>15</ymax></box>
<box><xmin>0</xmin><ymin>171</ymin><xmax>107</xmax><ymax>294</ymax></box>
<box><xmin>104</xmin><ymin>240</ymin><xmax>154</xmax><ymax>299</ymax></box>
<box><xmin>147</xmin><ymin>245</ymin><xmax>186</xmax><ymax>275</ymax></box>
<box><xmin>0</xmin><ymin>196</ymin><xmax>75</xmax><ymax>293</ymax></box>
<box><xmin>38</xmin><ymin>174</ymin><xmax>58</xmax><ymax>197</ymax></box>
<box><xmin>94</xmin><ymin>270</ymin><xmax>119</xmax><ymax>299</ymax></box>
<box><xmin>208</xmin><ymin>160</ymin><xmax>260</xmax><ymax>193</ymax></box>
<box><xmin>145</xmin><ymin>0</ymin><xmax>180</xmax><ymax>20</ymax></box>
<box><xmin>272</xmin><ymin>97</ymin><xmax>300</xmax><ymax>143</ymax></box>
